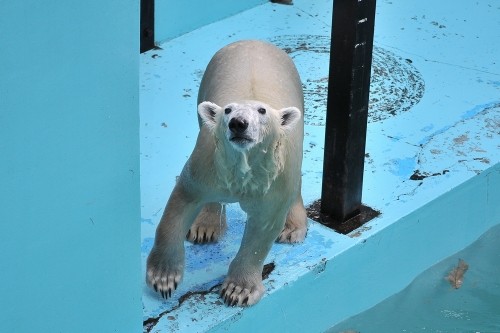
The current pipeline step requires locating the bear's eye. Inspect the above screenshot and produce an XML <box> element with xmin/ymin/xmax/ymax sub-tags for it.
<box><xmin>224</xmin><ymin>107</ymin><xmax>232</xmax><ymax>114</ymax></box>
<box><xmin>258</xmin><ymin>108</ymin><xmax>266</xmax><ymax>115</ymax></box>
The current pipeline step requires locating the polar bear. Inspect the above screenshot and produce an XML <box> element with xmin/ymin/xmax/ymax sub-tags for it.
<box><xmin>146</xmin><ymin>40</ymin><xmax>307</xmax><ymax>306</ymax></box>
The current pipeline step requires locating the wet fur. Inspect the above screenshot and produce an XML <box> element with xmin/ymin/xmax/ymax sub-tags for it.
<box><xmin>146</xmin><ymin>40</ymin><xmax>307</xmax><ymax>306</ymax></box>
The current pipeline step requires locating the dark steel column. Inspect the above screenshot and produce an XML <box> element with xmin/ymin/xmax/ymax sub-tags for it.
<box><xmin>140</xmin><ymin>0</ymin><xmax>155</xmax><ymax>53</ymax></box>
<box><xmin>321</xmin><ymin>0</ymin><xmax>377</xmax><ymax>222</ymax></box>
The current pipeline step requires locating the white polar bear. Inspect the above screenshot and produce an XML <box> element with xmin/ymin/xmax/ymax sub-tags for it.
<box><xmin>146</xmin><ymin>40</ymin><xmax>307</xmax><ymax>306</ymax></box>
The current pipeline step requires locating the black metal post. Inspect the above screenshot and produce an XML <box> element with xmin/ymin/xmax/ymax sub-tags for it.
<box><xmin>140</xmin><ymin>0</ymin><xmax>155</xmax><ymax>53</ymax></box>
<box><xmin>321</xmin><ymin>0</ymin><xmax>377</xmax><ymax>223</ymax></box>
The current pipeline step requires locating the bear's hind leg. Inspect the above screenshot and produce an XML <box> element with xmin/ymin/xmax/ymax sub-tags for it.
<box><xmin>187</xmin><ymin>202</ymin><xmax>227</xmax><ymax>243</ymax></box>
<box><xmin>277</xmin><ymin>193</ymin><xmax>308</xmax><ymax>243</ymax></box>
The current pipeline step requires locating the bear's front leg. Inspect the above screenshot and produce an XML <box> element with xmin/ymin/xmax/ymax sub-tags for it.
<box><xmin>220</xmin><ymin>202</ymin><xmax>288</xmax><ymax>306</ymax></box>
<box><xmin>146</xmin><ymin>183</ymin><xmax>202</xmax><ymax>298</ymax></box>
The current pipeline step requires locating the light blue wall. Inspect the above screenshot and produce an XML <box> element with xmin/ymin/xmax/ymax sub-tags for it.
<box><xmin>0</xmin><ymin>1</ymin><xmax>141</xmax><ymax>332</ymax></box>
<box><xmin>155</xmin><ymin>0</ymin><xmax>267</xmax><ymax>42</ymax></box>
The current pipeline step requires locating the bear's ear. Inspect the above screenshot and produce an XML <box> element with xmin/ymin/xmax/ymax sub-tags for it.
<box><xmin>198</xmin><ymin>101</ymin><xmax>220</xmax><ymax>130</ymax></box>
<box><xmin>279</xmin><ymin>107</ymin><xmax>301</xmax><ymax>131</ymax></box>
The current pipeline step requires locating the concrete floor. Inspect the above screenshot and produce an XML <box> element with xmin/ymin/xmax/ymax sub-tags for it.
<box><xmin>140</xmin><ymin>0</ymin><xmax>499</xmax><ymax>332</ymax></box>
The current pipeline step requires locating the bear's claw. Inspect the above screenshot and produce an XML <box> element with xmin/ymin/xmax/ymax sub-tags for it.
<box><xmin>187</xmin><ymin>228</ymin><xmax>219</xmax><ymax>243</ymax></box>
<box><xmin>220</xmin><ymin>280</ymin><xmax>264</xmax><ymax>307</ymax></box>
<box><xmin>146</xmin><ymin>265</ymin><xmax>182</xmax><ymax>299</ymax></box>
<box><xmin>277</xmin><ymin>225</ymin><xmax>307</xmax><ymax>243</ymax></box>
<box><xmin>187</xmin><ymin>223</ymin><xmax>225</xmax><ymax>244</ymax></box>
<box><xmin>187</xmin><ymin>203</ymin><xmax>227</xmax><ymax>244</ymax></box>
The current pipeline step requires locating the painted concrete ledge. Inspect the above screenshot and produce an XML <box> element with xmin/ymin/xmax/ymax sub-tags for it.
<box><xmin>144</xmin><ymin>163</ymin><xmax>499</xmax><ymax>333</ymax></box>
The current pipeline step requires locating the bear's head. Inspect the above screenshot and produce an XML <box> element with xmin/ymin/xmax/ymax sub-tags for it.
<box><xmin>198</xmin><ymin>101</ymin><xmax>301</xmax><ymax>151</ymax></box>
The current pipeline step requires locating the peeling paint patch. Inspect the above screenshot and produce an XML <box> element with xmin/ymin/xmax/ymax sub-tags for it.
<box><xmin>142</xmin><ymin>218</ymin><xmax>154</xmax><ymax>225</ymax></box>
<box><xmin>409</xmin><ymin>169</ymin><xmax>449</xmax><ymax>181</ymax></box>
<box><xmin>349</xmin><ymin>225</ymin><xmax>373</xmax><ymax>238</ymax></box>
<box><xmin>389</xmin><ymin>157</ymin><xmax>417</xmax><ymax>178</ymax></box>
<box><xmin>312</xmin><ymin>258</ymin><xmax>327</xmax><ymax>275</ymax></box>
<box><xmin>142</xmin><ymin>237</ymin><xmax>154</xmax><ymax>254</ymax></box>
<box><xmin>417</xmin><ymin>102</ymin><xmax>500</xmax><ymax>177</ymax></box>
<box><xmin>453</xmin><ymin>134</ymin><xmax>469</xmax><ymax>145</ymax></box>
<box><xmin>473</xmin><ymin>157</ymin><xmax>490</xmax><ymax>164</ymax></box>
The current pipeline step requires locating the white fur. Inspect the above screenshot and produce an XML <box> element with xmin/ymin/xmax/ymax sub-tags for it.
<box><xmin>198</xmin><ymin>100</ymin><xmax>298</xmax><ymax>195</ymax></box>
<box><xmin>146</xmin><ymin>40</ymin><xmax>308</xmax><ymax>307</ymax></box>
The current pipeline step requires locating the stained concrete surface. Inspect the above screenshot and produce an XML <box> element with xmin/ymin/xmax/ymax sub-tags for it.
<box><xmin>140</xmin><ymin>0</ymin><xmax>499</xmax><ymax>331</ymax></box>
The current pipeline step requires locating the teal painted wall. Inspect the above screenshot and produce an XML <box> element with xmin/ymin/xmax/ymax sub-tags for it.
<box><xmin>155</xmin><ymin>0</ymin><xmax>267</xmax><ymax>42</ymax></box>
<box><xmin>0</xmin><ymin>1</ymin><xmax>141</xmax><ymax>332</ymax></box>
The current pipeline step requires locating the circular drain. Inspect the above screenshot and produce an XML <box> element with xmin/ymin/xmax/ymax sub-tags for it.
<box><xmin>268</xmin><ymin>35</ymin><xmax>425</xmax><ymax>124</ymax></box>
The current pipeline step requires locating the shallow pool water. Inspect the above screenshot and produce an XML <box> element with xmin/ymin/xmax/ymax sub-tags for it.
<box><xmin>328</xmin><ymin>223</ymin><xmax>500</xmax><ymax>333</ymax></box>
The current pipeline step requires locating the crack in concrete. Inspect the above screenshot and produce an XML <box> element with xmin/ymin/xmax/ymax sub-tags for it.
<box><xmin>294</xmin><ymin>7</ymin><xmax>331</xmax><ymax>28</ymax></box>
<box><xmin>392</xmin><ymin>102</ymin><xmax>499</xmax><ymax>202</ymax></box>
<box><xmin>143</xmin><ymin>283</ymin><xmax>223</xmax><ymax>333</ymax></box>
<box><xmin>143</xmin><ymin>263</ymin><xmax>276</xmax><ymax>333</ymax></box>
<box><xmin>377</xmin><ymin>42</ymin><xmax>500</xmax><ymax>76</ymax></box>
<box><xmin>396</xmin><ymin>181</ymin><xmax>423</xmax><ymax>201</ymax></box>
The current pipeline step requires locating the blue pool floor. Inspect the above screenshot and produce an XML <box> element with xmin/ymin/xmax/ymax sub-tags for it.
<box><xmin>140</xmin><ymin>0</ymin><xmax>499</xmax><ymax>332</ymax></box>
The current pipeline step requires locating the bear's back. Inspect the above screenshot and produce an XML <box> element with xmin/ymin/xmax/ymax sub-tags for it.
<box><xmin>198</xmin><ymin>40</ymin><xmax>304</xmax><ymax>113</ymax></box>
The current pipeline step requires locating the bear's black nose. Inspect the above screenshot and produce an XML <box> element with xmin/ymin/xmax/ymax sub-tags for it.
<box><xmin>228</xmin><ymin>118</ymin><xmax>248</xmax><ymax>134</ymax></box>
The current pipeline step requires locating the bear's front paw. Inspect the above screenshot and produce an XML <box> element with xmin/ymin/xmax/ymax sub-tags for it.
<box><xmin>220</xmin><ymin>277</ymin><xmax>265</xmax><ymax>307</ymax></box>
<box><xmin>146</xmin><ymin>249</ymin><xmax>184</xmax><ymax>299</ymax></box>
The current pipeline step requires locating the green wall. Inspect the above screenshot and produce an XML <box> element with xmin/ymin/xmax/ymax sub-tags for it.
<box><xmin>0</xmin><ymin>1</ymin><xmax>141</xmax><ymax>332</ymax></box>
